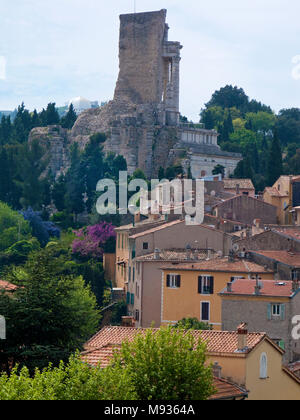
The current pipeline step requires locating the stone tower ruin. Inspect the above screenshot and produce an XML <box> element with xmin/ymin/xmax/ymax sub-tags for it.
<box><xmin>66</xmin><ymin>9</ymin><xmax>242</xmax><ymax>178</ymax></box>
<box><xmin>114</xmin><ymin>9</ymin><xmax>182</xmax><ymax>126</ymax></box>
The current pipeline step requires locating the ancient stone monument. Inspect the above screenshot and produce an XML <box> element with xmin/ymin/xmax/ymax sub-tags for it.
<box><xmin>30</xmin><ymin>9</ymin><xmax>241</xmax><ymax>179</ymax></box>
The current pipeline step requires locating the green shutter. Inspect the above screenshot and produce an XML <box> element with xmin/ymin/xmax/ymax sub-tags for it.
<box><xmin>279</xmin><ymin>340</ymin><xmax>285</xmax><ymax>350</ymax></box>
<box><xmin>280</xmin><ymin>304</ymin><xmax>286</xmax><ymax>321</ymax></box>
<box><xmin>267</xmin><ymin>304</ymin><xmax>272</xmax><ymax>320</ymax></box>
<box><xmin>126</xmin><ymin>292</ymin><xmax>130</xmax><ymax>304</ymax></box>
<box><xmin>131</xmin><ymin>293</ymin><xmax>134</xmax><ymax>305</ymax></box>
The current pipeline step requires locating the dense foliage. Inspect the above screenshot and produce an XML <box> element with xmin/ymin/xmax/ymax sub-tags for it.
<box><xmin>200</xmin><ymin>85</ymin><xmax>300</xmax><ymax>191</ymax></box>
<box><xmin>0</xmin><ymin>328</ymin><xmax>214</xmax><ymax>401</ymax></box>
<box><xmin>0</xmin><ymin>249</ymin><xmax>100</xmax><ymax>373</ymax></box>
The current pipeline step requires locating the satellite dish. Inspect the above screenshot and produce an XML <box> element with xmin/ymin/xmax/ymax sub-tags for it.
<box><xmin>233</xmin><ymin>243</ymin><xmax>240</xmax><ymax>252</ymax></box>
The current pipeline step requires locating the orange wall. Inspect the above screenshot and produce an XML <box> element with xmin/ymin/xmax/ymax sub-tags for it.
<box><xmin>162</xmin><ymin>269</ymin><xmax>274</xmax><ymax>329</ymax></box>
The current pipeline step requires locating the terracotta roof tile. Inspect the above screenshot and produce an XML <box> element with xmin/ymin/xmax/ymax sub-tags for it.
<box><xmin>223</xmin><ymin>179</ymin><xmax>254</xmax><ymax>190</ymax></box>
<box><xmin>251</xmin><ymin>250</ymin><xmax>300</xmax><ymax>268</ymax></box>
<box><xmin>135</xmin><ymin>249</ymin><xmax>216</xmax><ymax>262</ymax></box>
<box><xmin>161</xmin><ymin>258</ymin><xmax>273</xmax><ymax>274</ymax></box>
<box><xmin>0</xmin><ymin>280</ymin><xmax>18</xmax><ymax>292</ymax></box>
<box><xmin>81</xmin><ymin>344</ymin><xmax>121</xmax><ymax>368</ymax></box>
<box><xmin>209</xmin><ymin>377</ymin><xmax>248</xmax><ymax>400</ymax></box>
<box><xmin>273</xmin><ymin>228</ymin><xmax>300</xmax><ymax>242</ymax></box>
<box><xmin>264</xmin><ymin>187</ymin><xmax>288</xmax><ymax>198</ymax></box>
<box><xmin>220</xmin><ymin>279</ymin><xmax>294</xmax><ymax>297</ymax></box>
<box><xmin>129</xmin><ymin>220</ymin><xmax>183</xmax><ymax>239</ymax></box>
<box><xmin>84</xmin><ymin>326</ymin><xmax>266</xmax><ymax>356</ymax></box>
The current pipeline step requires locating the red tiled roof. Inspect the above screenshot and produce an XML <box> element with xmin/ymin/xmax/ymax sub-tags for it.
<box><xmin>0</xmin><ymin>280</ymin><xmax>18</xmax><ymax>292</ymax></box>
<box><xmin>134</xmin><ymin>249</ymin><xmax>216</xmax><ymax>262</ymax></box>
<box><xmin>264</xmin><ymin>187</ymin><xmax>288</xmax><ymax>198</ymax></box>
<box><xmin>251</xmin><ymin>250</ymin><xmax>300</xmax><ymax>268</ymax></box>
<box><xmin>209</xmin><ymin>377</ymin><xmax>248</xmax><ymax>400</ymax></box>
<box><xmin>161</xmin><ymin>258</ymin><xmax>273</xmax><ymax>274</ymax></box>
<box><xmin>223</xmin><ymin>179</ymin><xmax>254</xmax><ymax>190</ymax></box>
<box><xmin>129</xmin><ymin>220</ymin><xmax>183</xmax><ymax>239</ymax></box>
<box><xmin>81</xmin><ymin>344</ymin><xmax>120</xmax><ymax>368</ymax></box>
<box><xmin>220</xmin><ymin>279</ymin><xmax>294</xmax><ymax>297</ymax></box>
<box><xmin>84</xmin><ymin>326</ymin><xmax>266</xmax><ymax>356</ymax></box>
<box><xmin>273</xmin><ymin>228</ymin><xmax>300</xmax><ymax>242</ymax></box>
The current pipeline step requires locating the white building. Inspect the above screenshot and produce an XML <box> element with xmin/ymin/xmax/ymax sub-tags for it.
<box><xmin>67</xmin><ymin>97</ymin><xmax>99</xmax><ymax>115</ymax></box>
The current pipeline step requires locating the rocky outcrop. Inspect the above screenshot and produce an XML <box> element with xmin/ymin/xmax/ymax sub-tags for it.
<box><xmin>28</xmin><ymin>125</ymin><xmax>70</xmax><ymax>177</ymax></box>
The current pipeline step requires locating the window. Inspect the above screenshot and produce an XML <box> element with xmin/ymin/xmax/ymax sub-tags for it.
<box><xmin>143</xmin><ymin>242</ymin><xmax>149</xmax><ymax>250</ymax></box>
<box><xmin>135</xmin><ymin>310</ymin><xmax>140</xmax><ymax>322</ymax></box>
<box><xmin>292</xmin><ymin>270</ymin><xmax>299</xmax><ymax>281</ymax></box>
<box><xmin>267</xmin><ymin>303</ymin><xmax>285</xmax><ymax>320</ymax></box>
<box><xmin>272</xmin><ymin>304</ymin><xmax>281</xmax><ymax>317</ymax></box>
<box><xmin>166</xmin><ymin>274</ymin><xmax>181</xmax><ymax>288</ymax></box>
<box><xmin>132</xmin><ymin>267</ymin><xmax>135</xmax><ymax>282</ymax></box>
<box><xmin>198</xmin><ymin>276</ymin><xmax>214</xmax><ymax>295</ymax></box>
<box><xmin>131</xmin><ymin>293</ymin><xmax>134</xmax><ymax>305</ymax></box>
<box><xmin>128</xmin><ymin>266</ymin><xmax>131</xmax><ymax>282</ymax></box>
<box><xmin>136</xmin><ymin>282</ymin><xmax>140</xmax><ymax>298</ymax></box>
<box><xmin>201</xmin><ymin>302</ymin><xmax>210</xmax><ymax>322</ymax></box>
<box><xmin>273</xmin><ymin>339</ymin><xmax>285</xmax><ymax>350</ymax></box>
<box><xmin>260</xmin><ymin>353</ymin><xmax>268</xmax><ymax>379</ymax></box>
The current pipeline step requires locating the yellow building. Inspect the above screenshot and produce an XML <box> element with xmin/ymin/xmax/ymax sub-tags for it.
<box><xmin>83</xmin><ymin>325</ymin><xmax>300</xmax><ymax>400</ymax></box>
<box><xmin>263</xmin><ymin>175</ymin><xmax>293</xmax><ymax>225</ymax></box>
<box><xmin>161</xmin><ymin>258</ymin><xmax>274</xmax><ymax>329</ymax></box>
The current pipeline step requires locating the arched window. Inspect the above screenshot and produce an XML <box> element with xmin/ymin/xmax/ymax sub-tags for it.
<box><xmin>260</xmin><ymin>353</ymin><xmax>268</xmax><ymax>379</ymax></box>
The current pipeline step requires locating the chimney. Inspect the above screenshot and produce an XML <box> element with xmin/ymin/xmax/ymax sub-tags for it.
<box><xmin>122</xmin><ymin>316</ymin><xmax>135</xmax><ymax>328</ymax></box>
<box><xmin>228</xmin><ymin>250</ymin><xmax>235</xmax><ymax>263</ymax></box>
<box><xmin>254</xmin><ymin>219</ymin><xmax>262</xmax><ymax>229</ymax></box>
<box><xmin>212</xmin><ymin>362</ymin><xmax>222</xmax><ymax>379</ymax></box>
<box><xmin>236</xmin><ymin>183</ymin><xmax>240</xmax><ymax>195</ymax></box>
<box><xmin>237</xmin><ymin>323</ymin><xmax>248</xmax><ymax>351</ymax></box>
<box><xmin>186</xmin><ymin>244</ymin><xmax>192</xmax><ymax>260</ymax></box>
<box><xmin>207</xmin><ymin>249</ymin><xmax>212</xmax><ymax>260</ymax></box>
<box><xmin>293</xmin><ymin>279</ymin><xmax>300</xmax><ymax>293</ymax></box>
<box><xmin>134</xmin><ymin>212</ymin><xmax>141</xmax><ymax>225</ymax></box>
<box><xmin>154</xmin><ymin>248</ymin><xmax>161</xmax><ymax>260</ymax></box>
<box><xmin>254</xmin><ymin>274</ymin><xmax>262</xmax><ymax>295</ymax></box>
<box><xmin>227</xmin><ymin>282</ymin><xmax>232</xmax><ymax>293</ymax></box>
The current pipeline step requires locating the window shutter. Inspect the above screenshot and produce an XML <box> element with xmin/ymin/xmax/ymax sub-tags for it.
<box><xmin>209</xmin><ymin>277</ymin><xmax>214</xmax><ymax>295</ymax></box>
<box><xmin>176</xmin><ymin>275</ymin><xmax>181</xmax><ymax>288</ymax></box>
<box><xmin>198</xmin><ymin>276</ymin><xmax>203</xmax><ymax>294</ymax></box>
<box><xmin>280</xmin><ymin>304</ymin><xmax>286</xmax><ymax>321</ymax></box>
<box><xmin>167</xmin><ymin>275</ymin><xmax>171</xmax><ymax>288</ymax></box>
<box><xmin>131</xmin><ymin>294</ymin><xmax>134</xmax><ymax>305</ymax></box>
<box><xmin>126</xmin><ymin>292</ymin><xmax>130</xmax><ymax>305</ymax></box>
<box><xmin>267</xmin><ymin>304</ymin><xmax>272</xmax><ymax>320</ymax></box>
<box><xmin>279</xmin><ymin>340</ymin><xmax>285</xmax><ymax>350</ymax></box>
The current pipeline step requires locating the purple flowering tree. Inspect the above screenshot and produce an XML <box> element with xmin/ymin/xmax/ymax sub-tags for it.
<box><xmin>72</xmin><ymin>222</ymin><xmax>116</xmax><ymax>259</ymax></box>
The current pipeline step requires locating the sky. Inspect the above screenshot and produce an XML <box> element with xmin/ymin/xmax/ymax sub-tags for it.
<box><xmin>0</xmin><ymin>0</ymin><xmax>300</xmax><ymax>121</ymax></box>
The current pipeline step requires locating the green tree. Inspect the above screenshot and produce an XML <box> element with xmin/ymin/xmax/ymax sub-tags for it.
<box><xmin>61</xmin><ymin>104</ymin><xmax>77</xmax><ymax>129</ymax></box>
<box><xmin>0</xmin><ymin>250</ymin><xmax>100</xmax><ymax>373</ymax></box>
<box><xmin>17</xmin><ymin>139</ymin><xmax>49</xmax><ymax>209</ymax></box>
<box><xmin>0</xmin><ymin>202</ymin><xmax>31</xmax><ymax>252</ymax></box>
<box><xmin>0</xmin><ymin>354</ymin><xmax>136</xmax><ymax>400</ymax></box>
<box><xmin>111</xmin><ymin>327</ymin><xmax>214</xmax><ymax>400</ymax></box>
<box><xmin>174</xmin><ymin>318</ymin><xmax>213</xmax><ymax>330</ymax></box>
<box><xmin>212</xmin><ymin>165</ymin><xmax>225</xmax><ymax>178</ymax></box>
<box><xmin>267</xmin><ymin>132</ymin><xmax>283</xmax><ymax>186</ymax></box>
<box><xmin>45</xmin><ymin>103</ymin><xmax>60</xmax><ymax>126</ymax></box>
